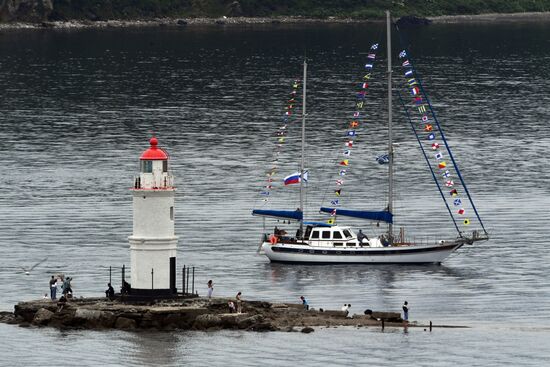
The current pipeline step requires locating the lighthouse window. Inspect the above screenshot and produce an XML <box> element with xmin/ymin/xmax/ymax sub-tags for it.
<box><xmin>170</xmin><ymin>206</ymin><xmax>174</xmax><ymax>220</ymax></box>
<box><xmin>163</xmin><ymin>160</ymin><xmax>168</xmax><ymax>172</ymax></box>
<box><xmin>141</xmin><ymin>160</ymin><xmax>153</xmax><ymax>173</ymax></box>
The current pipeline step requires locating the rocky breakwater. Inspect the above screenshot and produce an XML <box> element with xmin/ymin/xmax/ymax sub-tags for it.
<box><xmin>2</xmin><ymin>297</ymin><xmax>409</xmax><ymax>332</ymax></box>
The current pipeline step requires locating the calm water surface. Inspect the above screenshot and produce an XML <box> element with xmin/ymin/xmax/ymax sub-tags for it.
<box><xmin>0</xmin><ymin>21</ymin><xmax>549</xmax><ymax>366</ymax></box>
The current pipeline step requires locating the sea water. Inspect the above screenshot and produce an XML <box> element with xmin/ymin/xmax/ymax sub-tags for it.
<box><xmin>0</xmin><ymin>21</ymin><xmax>549</xmax><ymax>366</ymax></box>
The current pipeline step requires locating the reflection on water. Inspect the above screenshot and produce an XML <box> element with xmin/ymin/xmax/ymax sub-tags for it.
<box><xmin>0</xmin><ymin>22</ymin><xmax>550</xmax><ymax>365</ymax></box>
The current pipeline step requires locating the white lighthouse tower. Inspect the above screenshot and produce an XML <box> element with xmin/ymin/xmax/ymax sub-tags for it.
<box><xmin>128</xmin><ymin>137</ymin><xmax>178</xmax><ymax>295</ymax></box>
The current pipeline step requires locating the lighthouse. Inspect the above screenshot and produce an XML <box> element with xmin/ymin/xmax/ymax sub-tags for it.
<box><xmin>128</xmin><ymin>137</ymin><xmax>178</xmax><ymax>296</ymax></box>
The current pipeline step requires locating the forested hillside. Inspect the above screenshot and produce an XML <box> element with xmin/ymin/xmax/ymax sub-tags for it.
<box><xmin>3</xmin><ymin>0</ymin><xmax>550</xmax><ymax>22</ymax></box>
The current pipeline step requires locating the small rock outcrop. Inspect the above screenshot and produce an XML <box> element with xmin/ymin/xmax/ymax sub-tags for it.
<box><xmin>2</xmin><ymin>296</ymin><xmax>418</xmax><ymax>332</ymax></box>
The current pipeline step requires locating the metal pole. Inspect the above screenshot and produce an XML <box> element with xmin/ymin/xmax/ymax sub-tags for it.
<box><xmin>192</xmin><ymin>267</ymin><xmax>195</xmax><ymax>295</ymax></box>
<box><xmin>299</xmin><ymin>59</ymin><xmax>307</xmax><ymax>235</ymax></box>
<box><xmin>186</xmin><ymin>267</ymin><xmax>190</xmax><ymax>294</ymax></box>
<box><xmin>181</xmin><ymin>265</ymin><xmax>189</xmax><ymax>295</ymax></box>
<box><xmin>109</xmin><ymin>266</ymin><xmax>112</xmax><ymax>285</ymax></box>
<box><xmin>386</xmin><ymin>10</ymin><xmax>394</xmax><ymax>242</ymax></box>
<box><xmin>151</xmin><ymin>268</ymin><xmax>154</xmax><ymax>290</ymax></box>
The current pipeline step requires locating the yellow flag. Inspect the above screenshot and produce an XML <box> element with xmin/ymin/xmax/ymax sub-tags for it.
<box><xmin>327</xmin><ymin>218</ymin><xmax>335</xmax><ymax>225</ymax></box>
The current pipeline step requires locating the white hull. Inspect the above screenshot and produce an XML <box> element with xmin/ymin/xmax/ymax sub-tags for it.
<box><xmin>261</xmin><ymin>241</ymin><xmax>464</xmax><ymax>264</ymax></box>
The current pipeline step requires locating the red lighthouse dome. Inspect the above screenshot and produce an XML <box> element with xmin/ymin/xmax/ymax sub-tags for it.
<box><xmin>140</xmin><ymin>137</ymin><xmax>168</xmax><ymax>160</ymax></box>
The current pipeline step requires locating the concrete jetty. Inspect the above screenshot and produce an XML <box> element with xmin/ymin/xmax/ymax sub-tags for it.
<box><xmin>0</xmin><ymin>296</ymin><xmax>458</xmax><ymax>332</ymax></box>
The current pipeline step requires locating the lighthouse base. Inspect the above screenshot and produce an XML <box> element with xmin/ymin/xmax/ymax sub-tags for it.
<box><xmin>118</xmin><ymin>288</ymin><xmax>181</xmax><ymax>302</ymax></box>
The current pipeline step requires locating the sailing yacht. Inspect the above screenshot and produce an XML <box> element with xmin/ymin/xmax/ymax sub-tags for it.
<box><xmin>252</xmin><ymin>11</ymin><xmax>488</xmax><ymax>264</ymax></box>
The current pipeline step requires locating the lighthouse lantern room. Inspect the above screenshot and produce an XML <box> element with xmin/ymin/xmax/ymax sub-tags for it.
<box><xmin>128</xmin><ymin>137</ymin><xmax>178</xmax><ymax>296</ymax></box>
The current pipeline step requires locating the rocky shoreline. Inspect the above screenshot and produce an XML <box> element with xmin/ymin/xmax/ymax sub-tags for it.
<box><xmin>0</xmin><ymin>296</ymin><xmax>455</xmax><ymax>333</ymax></box>
<box><xmin>1</xmin><ymin>12</ymin><xmax>550</xmax><ymax>30</ymax></box>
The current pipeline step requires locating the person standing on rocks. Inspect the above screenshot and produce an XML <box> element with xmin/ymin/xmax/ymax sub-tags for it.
<box><xmin>236</xmin><ymin>291</ymin><xmax>243</xmax><ymax>313</ymax></box>
<box><xmin>207</xmin><ymin>280</ymin><xmax>214</xmax><ymax>299</ymax></box>
<box><xmin>402</xmin><ymin>301</ymin><xmax>409</xmax><ymax>322</ymax></box>
<box><xmin>62</xmin><ymin>277</ymin><xmax>73</xmax><ymax>298</ymax></box>
<box><xmin>300</xmin><ymin>296</ymin><xmax>309</xmax><ymax>310</ymax></box>
<box><xmin>49</xmin><ymin>276</ymin><xmax>57</xmax><ymax>300</ymax></box>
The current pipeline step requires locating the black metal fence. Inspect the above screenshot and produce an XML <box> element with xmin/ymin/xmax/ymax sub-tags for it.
<box><xmin>109</xmin><ymin>264</ymin><xmax>197</xmax><ymax>298</ymax></box>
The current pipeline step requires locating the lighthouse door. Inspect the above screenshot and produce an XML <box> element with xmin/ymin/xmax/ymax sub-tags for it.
<box><xmin>169</xmin><ymin>257</ymin><xmax>176</xmax><ymax>293</ymax></box>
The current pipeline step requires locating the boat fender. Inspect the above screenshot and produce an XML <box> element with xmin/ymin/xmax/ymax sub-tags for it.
<box><xmin>269</xmin><ymin>235</ymin><xmax>278</xmax><ymax>245</ymax></box>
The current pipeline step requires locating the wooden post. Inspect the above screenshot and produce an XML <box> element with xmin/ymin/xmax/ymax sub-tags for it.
<box><xmin>151</xmin><ymin>268</ymin><xmax>154</xmax><ymax>290</ymax></box>
<box><xmin>429</xmin><ymin>320</ymin><xmax>432</xmax><ymax>332</ymax></box>
<box><xmin>381</xmin><ymin>319</ymin><xmax>385</xmax><ymax>330</ymax></box>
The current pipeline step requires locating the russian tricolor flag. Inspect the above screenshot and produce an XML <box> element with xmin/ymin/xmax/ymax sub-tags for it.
<box><xmin>283</xmin><ymin>171</ymin><xmax>308</xmax><ymax>186</ymax></box>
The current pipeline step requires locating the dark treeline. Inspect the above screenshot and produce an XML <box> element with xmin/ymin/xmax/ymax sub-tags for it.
<box><xmin>7</xmin><ymin>0</ymin><xmax>550</xmax><ymax>22</ymax></box>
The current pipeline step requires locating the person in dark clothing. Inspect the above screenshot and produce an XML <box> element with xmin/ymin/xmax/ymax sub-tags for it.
<box><xmin>402</xmin><ymin>301</ymin><xmax>409</xmax><ymax>322</ymax></box>
<box><xmin>49</xmin><ymin>275</ymin><xmax>57</xmax><ymax>300</ymax></box>
<box><xmin>357</xmin><ymin>230</ymin><xmax>368</xmax><ymax>244</ymax></box>
<box><xmin>57</xmin><ymin>295</ymin><xmax>67</xmax><ymax>312</ymax></box>
<box><xmin>105</xmin><ymin>283</ymin><xmax>115</xmax><ymax>300</ymax></box>
<box><xmin>121</xmin><ymin>280</ymin><xmax>131</xmax><ymax>295</ymax></box>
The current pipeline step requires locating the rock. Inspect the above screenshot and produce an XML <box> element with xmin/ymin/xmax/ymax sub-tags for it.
<box><xmin>301</xmin><ymin>327</ymin><xmax>315</xmax><ymax>333</ymax></box>
<box><xmin>193</xmin><ymin>314</ymin><xmax>222</xmax><ymax>330</ymax></box>
<box><xmin>215</xmin><ymin>19</ymin><xmax>226</xmax><ymax>25</ymax></box>
<box><xmin>0</xmin><ymin>311</ymin><xmax>14</xmax><ymax>323</ymax></box>
<box><xmin>249</xmin><ymin>321</ymin><xmax>277</xmax><ymax>332</ymax></box>
<box><xmin>370</xmin><ymin>311</ymin><xmax>401</xmax><ymax>322</ymax></box>
<box><xmin>115</xmin><ymin>317</ymin><xmax>137</xmax><ymax>329</ymax></box>
<box><xmin>237</xmin><ymin>314</ymin><xmax>264</xmax><ymax>329</ymax></box>
<box><xmin>0</xmin><ymin>0</ymin><xmax>53</xmax><ymax>22</ymax></box>
<box><xmin>176</xmin><ymin>19</ymin><xmax>187</xmax><ymax>26</ymax></box>
<box><xmin>32</xmin><ymin>308</ymin><xmax>54</xmax><ymax>325</ymax></box>
<box><xmin>74</xmin><ymin>308</ymin><xmax>116</xmax><ymax>328</ymax></box>
<box><xmin>396</xmin><ymin>16</ymin><xmax>432</xmax><ymax>28</ymax></box>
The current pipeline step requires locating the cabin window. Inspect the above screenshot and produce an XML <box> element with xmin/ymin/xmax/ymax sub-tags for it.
<box><xmin>333</xmin><ymin>231</ymin><xmax>343</xmax><ymax>239</ymax></box>
<box><xmin>343</xmin><ymin>229</ymin><xmax>352</xmax><ymax>238</ymax></box>
<box><xmin>163</xmin><ymin>160</ymin><xmax>168</xmax><ymax>173</ymax></box>
<box><xmin>334</xmin><ymin>243</ymin><xmax>343</xmax><ymax>247</ymax></box>
<box><xmin>311</xmin><ymin>231</ymin><xmax>319</xmax><ymax>239</ymax></box>
<box><xmin>322</xmin><ymin>231</ymin><xmax>331</xmax><ymax>239</ymax></box>
<box><xmin>141</xmin><ymin>160</ymin><xmax>153</xmax><ymax>173</ymax></box>
<box><xmin>346</xmin><ymin>243</ymin><xmax>356</xmax><ymax>247</ymax></box>
<box><xmin>170</xmin><ymin>206</ymin><xmax>174</xmax><ymax>220</ymax></box>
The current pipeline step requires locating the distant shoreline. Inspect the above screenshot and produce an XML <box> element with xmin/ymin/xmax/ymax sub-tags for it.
<box><xmin>1</xmin><ymin>12</ymin><xmax>550</xmax><ymax>30</ymax></box>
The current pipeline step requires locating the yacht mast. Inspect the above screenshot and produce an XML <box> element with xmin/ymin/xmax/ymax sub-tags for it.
<box><xmin>299</xmin><ymin>59</ymin><xmax>307</xmax><ymax>235</ymax></box>
<box><xmin>386</xmin><ymin>10</ymin><xmax>394</xmax><ymax>241</ymax></box>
